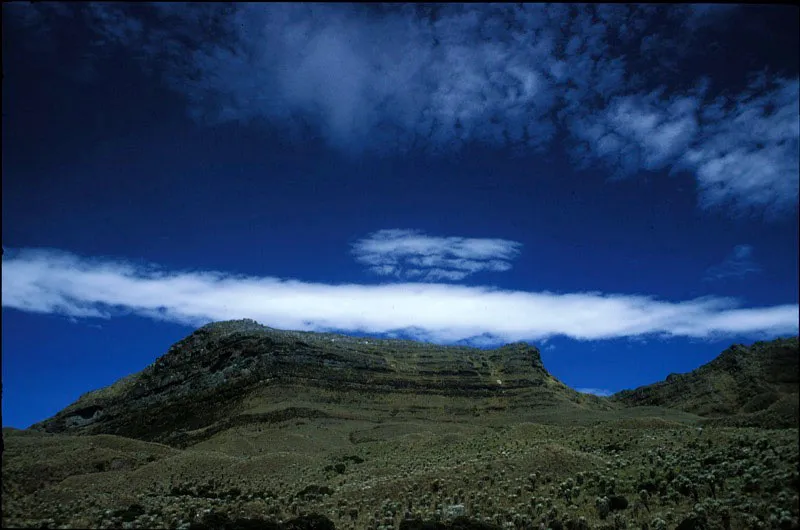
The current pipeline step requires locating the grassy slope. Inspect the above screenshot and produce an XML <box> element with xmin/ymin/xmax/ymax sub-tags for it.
<box><xmin>611</xmin><ymin>337</ymin><xmax>799</xmax><ymax>428</ymax></box>
<box><xmin>3</xmin><ymin>413</ymin><xmax>798</xmax><ymax>529</ymax></box>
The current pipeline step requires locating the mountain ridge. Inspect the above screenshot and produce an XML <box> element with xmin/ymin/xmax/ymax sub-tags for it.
<box><xmin>29</xmin><ymin>322</ymin><xmax>798</xmax><ymax>443</ymax></box>
<box><xmin>611</xmin><ymin>336</ymin><xmax>799</xmax><ymax>427</ymax></box>
<box><xmin>30</xmin><ymin>319</ymin><xmax>605</xmax><ymax>446</ymax></box>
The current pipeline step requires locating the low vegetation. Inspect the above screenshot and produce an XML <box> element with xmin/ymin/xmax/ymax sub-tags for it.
<box><xmin>3</xmin><ymin>417</ymin><xmax>798</xmax><ymax>529</ymax></box>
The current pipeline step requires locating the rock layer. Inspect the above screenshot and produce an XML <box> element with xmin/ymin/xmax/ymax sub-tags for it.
<box><xmin>30</xmin><ymin>320</ymin><xmax>602</xmax><ymax>446</ymax></box>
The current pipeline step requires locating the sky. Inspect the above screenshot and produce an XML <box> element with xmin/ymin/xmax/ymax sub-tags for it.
<box><xmin>2</xmin><ymin>3</ymin><xmax>798</xmax><ymax>429</ymax></box>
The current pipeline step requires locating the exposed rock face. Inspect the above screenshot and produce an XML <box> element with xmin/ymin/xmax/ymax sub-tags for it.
<box><xmin>30</xmin><ymin>320</ymin><xmax>593</xmax><ymax>446</ymax></box>
<box><xmin>611</xmin><ymin>337</ymin><xmax>799</xmax><ymax>427</ymax></box>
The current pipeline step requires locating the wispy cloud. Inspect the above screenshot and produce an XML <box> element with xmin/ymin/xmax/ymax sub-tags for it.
<box><xmin>6</xmin><ymin>3</ymin><xmax>797</xmax><ymax>215</ymax></box>
<box><xmin>352</xmin><ymin>229</ymin><xmax>522</xmax><ymax>282</ymax></box>
<box><xmin>704</xmin><ymin>244</ymin><xmax>761</xmax><ymax>282</ymax></box>
<box><xmin>576</xmin><ymin>388</ymin><xmax>613</xmax><ymax>397</ymax></box>
<box><xmin>681</xmin><ymin>76</ymin><xmax>800</xmax><ymax>215</ymax></box>
<box><xmin>3</xmin><ymin>248</ymin><xmax>797</xmax><ymax>345</ymax></box>
<box><xmin>568</xmin><ymin>87</ymin><xmax>702</xmax><ymax>179</ymax></box>
<box><xmin>569</xmin><ymin>76</ymin><xmax>799</xmax><ymax>213</ymax></box>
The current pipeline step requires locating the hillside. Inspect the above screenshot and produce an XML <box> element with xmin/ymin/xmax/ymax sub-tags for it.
<box><xmin>29</xmin><ymin>319</ymin><xmax>613</xmax><ymax>447</ymax></box>
<box><xmin>5</xmin><ymin>324</ymin><xmax>799</xmax><ymax>529</ymax></box>
<box><xmin>612</xmin><ymin>337</ymin><xmax>799</xmax><ymax>428</ymax></box>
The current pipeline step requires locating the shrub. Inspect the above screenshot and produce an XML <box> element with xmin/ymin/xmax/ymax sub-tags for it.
<box><xmin>113</xmin><ymin>503</ymin><xmax>145</xmax><ymax>523</ymax></box>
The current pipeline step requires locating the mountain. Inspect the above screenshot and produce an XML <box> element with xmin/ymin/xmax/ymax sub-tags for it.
<box><xmin>8</xmin><ymin>324</ymin><xmax>799</xmax><ymax>530</ymax></box>
<box><xmin>29</xmin><ymin>323</ymin><xmax>799</xmax><ymax>439</ymax></box>
<box><xmin>611</xmin><ymin>336</ymin><xmax>799</xmax><ymax>427</ymax></box>
<box><xmin>29</xmin><ymin>319</ymin><xmax>613</xmax><ymax>446</ymax></box>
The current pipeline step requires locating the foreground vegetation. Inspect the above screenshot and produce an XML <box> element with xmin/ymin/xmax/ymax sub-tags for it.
<box><xmin>3</xmin><ymin>416</ymin><xmax>798</xmax><ymax>529</ymax></box>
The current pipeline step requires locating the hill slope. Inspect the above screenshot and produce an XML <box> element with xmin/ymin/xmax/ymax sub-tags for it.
<box><xmin>8</xmin><ymin>325</ymin><xmax>799</xmax><ymax>529</ymax></box>
<box><xmin>611</xmin><ymin>336</ymin><xmax>799</xmax><ymax>427</ymax></box>
<box><xmin>29</xmin><ymin>319</ymin><xmax>612</xmax><ymax>447</ymax></box>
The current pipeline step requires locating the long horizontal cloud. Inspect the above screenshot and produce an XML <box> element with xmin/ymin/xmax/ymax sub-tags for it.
<box><xmin>352</xmin><ymin>229</ymin><xmax>522</xmax><ymax>281</ymax></box>
<box><xmin>6</xmin><ymin>3</ymin><xmax>796</xmax><ymax>215</ymax></box>
<box><xmin>3</xmin><ymin>248</ymin><xmax>797</xmax><ymax>345</ymax></box>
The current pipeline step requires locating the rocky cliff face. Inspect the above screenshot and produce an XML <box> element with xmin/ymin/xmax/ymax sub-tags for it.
<box><xmin>31</xmin><ymin>320</ymin><xmax>599</xmax><ymax>447</ymax></box>
<box><xmin>611</xmin><ymin>337</ymin><xmax>799</xmax><ymax>427</ymax></box>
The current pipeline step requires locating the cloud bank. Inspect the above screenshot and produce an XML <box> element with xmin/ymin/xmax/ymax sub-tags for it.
<box><xmin>6</xmin><ymin>3</ymin><xmax>799</xmax><ymax>214</ymax></box>
<box><xmin>3</xmin><ymin>248</ymin><xmax>797</xmax><ymax>345</ymax></box>
<box><xmin>352</xmin><ymin>229</ymin><xmax>522</xmax><ymax>281</ymax></box>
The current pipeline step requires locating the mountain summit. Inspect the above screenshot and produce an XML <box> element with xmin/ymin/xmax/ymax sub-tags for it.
<box><xmin>31</xmin><ymin>320</ymin><xmax>603</xmax><ymax>446</ymax></box>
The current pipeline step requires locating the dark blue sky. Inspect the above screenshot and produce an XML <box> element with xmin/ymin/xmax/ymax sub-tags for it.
<box><xmin>2</xmin><ymin>3</ymin><xmax>798</xmax><ymax>428</ymax></box>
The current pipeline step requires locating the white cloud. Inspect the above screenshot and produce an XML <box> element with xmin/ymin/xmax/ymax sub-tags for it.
<box><xmin>8</xmin><ymin>3</ymin><xmax>796</xmax><ymax>216</ymax></box>
<box><xmin>682</xmin><ymin>77</ymin><xmax>800</xmax><ymax>215</ymax></box>
<box><xmin>0</xmin><ymin>5</ymin><xmax>686</xmax><ymax>156</ymax></box>
<box><xmin>704</xmin><ymin>244</ymin><xmax>761</xmax><ymax>282</ymax></box>
<box><xmin>3</xmin><ymin>248</ymin><xmax>797</xmax><ymax>345</ymax></box>
<box><xmin>570</xmin><ymin>76</ymin><xmax>799</xmax><ymax>212</ymax></box>
<box><xmin>352</xmin><ymin>229</ymin><xmax>522</xmax><ymax>282</ymax></box>
<box><xmin>576</xmin><ymin>388</ymin><xmax>613</xmax><ymax>397</ymax></box>
<box><xmin>569</xmin><ymin>89</ymin><xmax>701</xmax><ymax>178</ymax></box>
